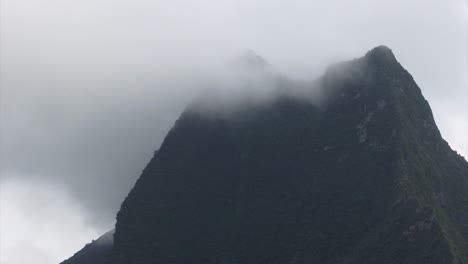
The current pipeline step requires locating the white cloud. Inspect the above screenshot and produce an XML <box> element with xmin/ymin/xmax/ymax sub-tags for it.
<box><xmin>0</xmin><ymin>177</ymin><xmax>101</xmax><ymax>264</ymax></box>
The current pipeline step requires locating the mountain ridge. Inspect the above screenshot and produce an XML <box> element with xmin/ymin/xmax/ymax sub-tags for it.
<box><xmin>60</xmin><ymin>230</ymin><xmax>114</xmax><ymax>264</ymax></box>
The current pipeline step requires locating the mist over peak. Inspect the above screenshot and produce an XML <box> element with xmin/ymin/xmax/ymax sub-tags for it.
<box><xmin>186</xmin><ymin>45</ymin><xmax>403</xmax><ymax>119</ymax></box>
<box><xmin>231</xmin><ymin>50</ymin><xmax>270</xmax><ymax>71</ymax></box>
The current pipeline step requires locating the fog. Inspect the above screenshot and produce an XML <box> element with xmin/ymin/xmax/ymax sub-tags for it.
<box><xmin>1</xmin><ymin>0</ymin><xmax>467</xmax><ymax>263</ymax></box>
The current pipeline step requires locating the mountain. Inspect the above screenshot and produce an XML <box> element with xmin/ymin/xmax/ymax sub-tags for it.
<box><xmin>63</xmin><ymin>46</ymin><xmax>468</xmax><ymax>264</ymax></box>
<box><xmin>60</xmin><ymin>230</ymin><xmax>114</xmax><ymax>264</ymax></box>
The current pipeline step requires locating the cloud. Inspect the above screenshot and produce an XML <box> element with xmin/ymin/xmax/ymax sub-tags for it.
<box><xmin>0</xmin><ymin>177</ymin><xmax>100</xmax><ymax>264</ymax></box>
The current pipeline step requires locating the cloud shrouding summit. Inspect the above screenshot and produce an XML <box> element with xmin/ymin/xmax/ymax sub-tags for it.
<box><xmin>0</xmin><ymin>0</ymin><xmax>467</xmax><ymax>263</ymax></box>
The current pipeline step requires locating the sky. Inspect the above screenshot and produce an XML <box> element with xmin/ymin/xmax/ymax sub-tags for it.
<box><xmin>0</xmin><ymin>0</ymin><xmax>467</xmax><ymax>263</ymax></box>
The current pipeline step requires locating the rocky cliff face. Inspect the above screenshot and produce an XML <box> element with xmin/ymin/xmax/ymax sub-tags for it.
<box><xmin>63</xmin><ymin>46</ymin><xmax>468</xmax><ymax>264</ymax></box>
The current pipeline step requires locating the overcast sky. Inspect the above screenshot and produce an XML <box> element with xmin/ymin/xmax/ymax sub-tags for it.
<box><xmin>1</xmin><ymin>0</ymin><xmax>467</xmax><ymax>263</ymax></box>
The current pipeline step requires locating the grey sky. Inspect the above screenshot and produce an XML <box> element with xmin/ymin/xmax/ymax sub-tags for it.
<box><xmin>1</xmin><ymin>0</ymin><xmax>467</xmax><ymax>263</ymax></box>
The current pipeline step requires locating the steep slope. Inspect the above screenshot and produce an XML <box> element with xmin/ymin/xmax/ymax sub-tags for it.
<box><xmin>110</xmin><ymin>46</ymin><xmax>468</xmax><ymax>264</ymax></box>
<box><xmin>64</xmin><ymin>46</ymin><xmax>468</xmax><ymax>264</ymax></box>
<box><xmin>60</xmin><ymin>230</ymin><xmax>114</xmax><ymax>264</ymax></box>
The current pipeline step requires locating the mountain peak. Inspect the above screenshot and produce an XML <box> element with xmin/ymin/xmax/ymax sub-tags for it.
<box><xmin>365</xmin><ymin>45</ymin><xmax>398</xmax><ymax>65</ymax></box>
<box><xmin>64</xmin><ymin>47</ymin><xmax>468</xmax><ymax>264</ymax></box>
<box><xmin>368</xmin><ymin>44</ymin><xmax>393</xmax><ymax>53</ymax></box>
